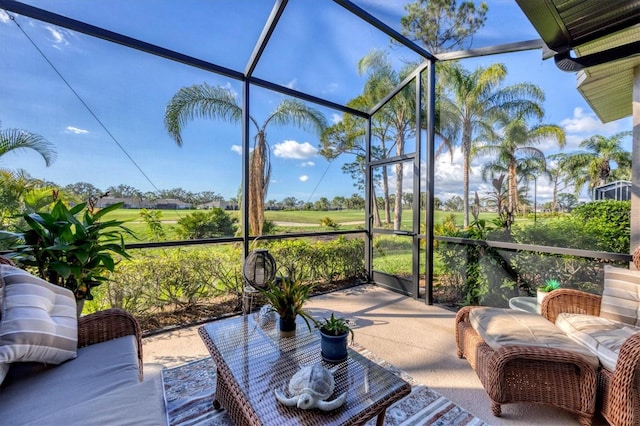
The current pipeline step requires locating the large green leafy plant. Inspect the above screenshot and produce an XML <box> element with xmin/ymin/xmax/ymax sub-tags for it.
<box><xmin>0</xmin><ymin>199</ymin><xmax>134</xmax><ymax>301</ymax></box>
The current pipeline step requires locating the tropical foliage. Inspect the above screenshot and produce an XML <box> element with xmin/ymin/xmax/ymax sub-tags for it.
<box><xmin>477</xmin><ymin>112</ymin><xmax>565</xmax><ymax>228</ymax></box>
<box><xmin>559</xmin><ymin>132</ymin><xmax>632</xmax><ymax>197</ymax></box>
<box><xmin>438</xmin><ymin>62</ymin><xmax>546</xmax><ymax>227</ymax></box>
<box><xmin>1</xmin><ymin>199</ymin><xmax>134</xmax><ymax>301</ymax></box>
<box><xmin>164</xmin><ymin>83</ymin><xmax>327</xmax><ymax>235</ymax></box>
<box><xmin>0</xmin><ymin>122</ymin><xmax>57</xmax><ymax>167</ymax></box>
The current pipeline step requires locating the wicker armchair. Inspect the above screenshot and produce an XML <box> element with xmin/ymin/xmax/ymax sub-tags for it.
<box><xmin>78</xmin><ymin>308</ymin><xmax>143</xmax><ymax>378</ymax></box>
<box><xmin>456</xmin><ymin>306</ymin><xmax>597</xmax><ymax>426</ymax></box>
<box><xmin>542</xmin><ymin>289</ymin><xmax>640</xmax><ymax>426</ymax></box>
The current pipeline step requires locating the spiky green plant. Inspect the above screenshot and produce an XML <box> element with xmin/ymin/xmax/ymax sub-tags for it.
<box><xmin>540</xmin><ymin>279</ymin><xmax>560</xmax><ymax>292</ymax></box>
<box><xmin>257</xmin><ymin>276</ymin><xmax>316</xmax><ymax>331</ymax></box>
<box><xmin>317</xmin><ymin>312</ymin><xmax>354</xmax><ymax>342</ymax></box>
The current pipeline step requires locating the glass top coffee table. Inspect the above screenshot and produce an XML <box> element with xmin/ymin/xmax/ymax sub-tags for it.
<box><xmin>198</xmin><ymin>314</ymin><xmax>410</xmax><ymax>426</ymax></box>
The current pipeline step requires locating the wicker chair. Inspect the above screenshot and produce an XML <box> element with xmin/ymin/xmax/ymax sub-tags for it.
<box><xmin>78</xmin><ymin>308</ymin><xmax>144</xmax><ymax>378</ymax></box>
<box><xmin>456</xmin><ymin>306</ymin><xmax>597</xmax><ymax>426</ymax></box>
<box><xmin>542</xmin><ymin>289</ymin><xmax>640</xmax><ymax>426</ymax></box>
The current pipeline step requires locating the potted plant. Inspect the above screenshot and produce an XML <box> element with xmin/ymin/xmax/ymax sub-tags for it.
<box><xmin>317</xmin><ymin>313</ymin><xmax>354</xmax><ymax>363</ymax></box>
<box><xmin>0</xmin><ymin>196</ymin><xmax>135</xmax><ymax>315</ymax></box>
<box><xmin>257</xmin><ymin>276</ymin><xmax>315</xmax><ymax>337</ymax></box>
<box><xmin>537</xmin><ymin>278</ymin><xmax>560</xmax><ymax>307</ymax></box>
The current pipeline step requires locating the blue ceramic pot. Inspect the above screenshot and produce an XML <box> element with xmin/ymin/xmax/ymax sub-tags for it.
<box><xmin>320</xmin><ymin>330</ymin><xmax>348</xmax><ymax>363</ymax></box>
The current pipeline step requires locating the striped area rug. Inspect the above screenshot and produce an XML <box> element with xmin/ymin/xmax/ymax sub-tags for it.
<box><xmin>163</xmin><ymin>343</ymin><xmax>486</xmax><ymax>426</ymax></box>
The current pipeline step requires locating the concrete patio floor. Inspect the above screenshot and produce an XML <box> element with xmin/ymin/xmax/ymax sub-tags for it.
<box><xmin>143</xmin><ymin>284</ymin><xmax>602</xmax><ymax>425</ymax></box>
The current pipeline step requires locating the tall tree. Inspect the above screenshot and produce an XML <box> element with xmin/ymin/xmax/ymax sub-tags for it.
<box><xmin>560</xmin><ymin>132</ymin><xmax>632</xmax><ymax>198</ymax></box>
<box><xmin>476</xmin><ymin>112</ymin><xmax>565</xmax><ymax>226</ymax></box>
<box><xmin>358</xmin><ymin>50</ymin><xmax>416</xmax><ymax>230</ymax></box>
<box><xmin>64</xmin><ymin>182</ymin><xmax>103</xmax><ymax>202</ymax></box>
<box><xmin>400</xmin><ymin>0</ymin><xmax>488</xmax><ymax>54</ymax></box>
<box><xmin>164</xmin><ymin>84</ymin><xmax>327</xmax><ymax>234</ymax></box>
<box><xmin>545</xmin><ymin>153</ymin><xmax>573</xmax><ymax>212</ymax></box>
<box><xmin>439</xmin><ymin>62</ymin><xmax>545</xmax><ymax>227</ymax></box>
<box><xmin>0</xmin><ymin>122</ymin><xmax>56</xmax><ymax>167</ymax></box>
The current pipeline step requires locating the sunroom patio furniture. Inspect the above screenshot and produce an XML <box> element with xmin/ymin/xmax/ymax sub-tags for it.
<box><xmin>542</xmin><ymin>265</ymin><xmax>640</xmax><ymax>426</ymax></box>
<box><xmin>455</xmin><ymin>306</ymin><xmax>598</xmax><ymax>426</ymax></box>
<box><xmin>0</xmin><ymin>265</ymin><xmax>167</xmax><ymax>425</ymax></box>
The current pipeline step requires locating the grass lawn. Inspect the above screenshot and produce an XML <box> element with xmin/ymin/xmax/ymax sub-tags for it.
<box><xmin>107</xmin><ymin>207</ymin><xmax>531</xmax><ymax>243</ymax></box>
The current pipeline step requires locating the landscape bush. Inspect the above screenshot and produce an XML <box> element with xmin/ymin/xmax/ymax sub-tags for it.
<box><xmin>176</xmin><ymin>208</ymin><xmax>237</xmax><ymax>239</ymax></box>
<box><xmin>268</xmin><ymin>237</ymin><xmax>365</xmax><ymax>283</ymax></box>
<box><xmin>87</xmin><ymin>246</ymin><xmax>243</xmax><ymax>315</ymax></box>
<box><xmin>86</xmin><ymin>236</ymin><xmax>365</xmax><ymax>318</ymax></box>
<box><xmin>436</xmin><ymin>201</ymin><xmax>630</xmax><ymax>307</ymax></box>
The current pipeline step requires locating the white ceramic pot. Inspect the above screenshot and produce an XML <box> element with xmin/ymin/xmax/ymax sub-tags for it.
<box><xmin>536</xmin><ymin>289</ymin><xmax>548</xmax><ymax>312</ymax></box>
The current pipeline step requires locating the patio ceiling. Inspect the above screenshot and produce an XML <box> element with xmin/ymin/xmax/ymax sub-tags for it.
<box><xmin>516</xmin><ymin>0</ymin><xmax>640</xmax><ymax>123</ymax></box>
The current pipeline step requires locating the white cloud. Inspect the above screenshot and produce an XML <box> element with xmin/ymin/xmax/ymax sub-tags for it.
<box><xmin>285</xmin><ymin>79</ymin><xmax>297</xmax><ymax>90</ymax></box>
<box><xmin>230</xmin><ymin>145</ymin><xmax>242</xmax><ymax>155</ymax></box>
<box><xmin>331</xmin><ymin>113</ymin><xmax>342</xmax><ymax>124</ymax></box>
<box><xmin>299</xmin><ymin>175</ymin><xmax>309</xmax><ymax>182</ymax></box>
<box><xmin>222</xmin><ymin>82</ymin><xmax>238</xmax><ymax>98</ymax></box>
<box><xmin>431</xmin><ymin>147</ymin><xmax>486</xmax><ymax>201</ymax></box>
<box><xmin>65</xmin><ymin>126</ymin><xmax>88</xmax><ymax>135</ymax></box>
<box><xmin>273</xmin><ymin>140</ymin><xmax>318</xmax><ymax>159</ymax></box>
<box><xmin>561</xmin><ymin>107</ymin><xmax>619</xmax><ymax>135</ymax></box>
<box><xmin>324</xmin><ymin>82</ymin><xmax>340</xmax><ymax>94</ymax></box>
<box><xmin>0</xmin><ymin>10</ymin><xmax>10</xmax><ymax>24</ymax></box>
<box><xmin>300</xmin><ymin>161</ymin><xmax>315</xmax><ymax>167</ymax></box>
<box><xmin>45</xmin><ymin>25</ymin><xmax>71</xmax><ymax>48</ymax></box>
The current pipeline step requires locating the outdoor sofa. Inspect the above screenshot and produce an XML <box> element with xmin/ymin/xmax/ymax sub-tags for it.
<box><xmin>456</xmin><ymin>265</ymin><xmax>640</xmax><ymax>426</ymax></box>
<box><xmin>542</xmin><ymin>265</ymin><xmax>640</xmax><ymax>426</ymax></box>
<box><xmin>0</xmin><ymin>264</ymin><xmax>167</xmax><ymax>425</ymax></box>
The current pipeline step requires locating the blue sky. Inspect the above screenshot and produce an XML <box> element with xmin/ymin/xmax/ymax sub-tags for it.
<box><xmin>0</xmin><ymin>0</ymin><xmax>633</xmax><ymax>204</ymax></box>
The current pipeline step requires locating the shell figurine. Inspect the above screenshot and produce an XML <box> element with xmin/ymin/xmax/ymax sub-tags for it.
<box><xmin>275</xmin><ymin>364</ymin><xmax>346</xmax><ymax>411</ymax></box>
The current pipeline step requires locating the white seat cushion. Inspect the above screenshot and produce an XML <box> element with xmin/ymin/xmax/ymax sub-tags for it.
<box><xmin>556</xmin><ymin>312</ymin><xmax>640</xmax><ymax>372</ymax></box>
<box><xmin>469</xmin><ymin>307</ymin><xmax>599</xmax><ymax>368</ymax></box>
<box><xmin>0</xmin><ymin>335</ymin><xmax>141</xmax><ymax>424</ymax></box>
<box><xmin>600</xmin><ymin>265</ymin><xmax>640</xmax><ymax>326</ymax></box>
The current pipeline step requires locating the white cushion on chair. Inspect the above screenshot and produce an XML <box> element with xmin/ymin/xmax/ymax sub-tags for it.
<box><xmin>556</xmin><ymin>312</ymin><xmax>640</xmax><ymax>372</ymax></box>
<box><xmin>600</xmin><ymin>265</ymin><xmax>640</xmax><ymax>326</ymax></box>
<box><xmin>469</xmin><ymin>307</ymin><xmax>599</xmax><ymax>368</ymax></box>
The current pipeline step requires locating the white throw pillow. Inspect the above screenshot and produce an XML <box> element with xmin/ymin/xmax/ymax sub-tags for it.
<box><xmin>0</xmin><ymin>265</ymin><xmax>78</xmax><ymax>384</ymax></box>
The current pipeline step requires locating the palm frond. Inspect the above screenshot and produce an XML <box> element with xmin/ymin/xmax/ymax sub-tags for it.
<box><xmin>164</xmin><ymin>83</ymin><xmax>244</xmax><ymax>145</ymax></box>
<box><xmin>0</xmin><ymin>128</ymin><xmax>57</xmax><ymax>166</ymax></box>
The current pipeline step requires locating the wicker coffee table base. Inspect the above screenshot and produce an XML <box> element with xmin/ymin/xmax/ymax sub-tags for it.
<box><xmin>455</xmin><ymin>307</ymin><xmax>597</xmax><ymax>426</ymax></box>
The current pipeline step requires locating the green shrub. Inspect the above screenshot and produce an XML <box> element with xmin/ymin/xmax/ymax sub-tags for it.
<box><xmin>268</xmin><ymin>237</ymin><xmax>365</xmax><ymax>283</ymax></box>
<box><xmin>319</xmin><ymin>217</ymin><xmax>339</xmax><ymax>229</ymax></box>
<box><xmin>87</xmin><ymin>246</ymin><xmax>243</xmax><ymax>315</ymax></box>
<box><xmin>176</xmin><ymin>209</ymin><xmax>237</xmax><ymax>239</ymax></box>
<box><xmin>571</xmin><ymin>200</ymin><xmax>630</xmax><ymax>253</ymax></box>
<box><xmin>88</xmin><ymin>236</ymin><xmax>365</xmax><ymax>317</ymax></box>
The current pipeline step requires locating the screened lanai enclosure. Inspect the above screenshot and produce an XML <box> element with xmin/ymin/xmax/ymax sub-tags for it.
<box><xmin>1</xmin><ymin>0</ymin><xmax>638</xmax><ymax>315</ymax></box>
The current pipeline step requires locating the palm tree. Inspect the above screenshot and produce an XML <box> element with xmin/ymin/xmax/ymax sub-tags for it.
<box><xmin>0</xmin><ymin>122</ymin><xmax>56</xmax><ymax>167</ymax></box>
<box><xmin>545</xmin><ymin>153</ymin><xmax>573</xmax><ymax>212</ymax></box>
<box><xmin>0</xmin><ymin>169</ymin><xmax>54</xmax><ymax>228</ymax></box>
<box><xmin>358</xmin><ymin>50</ymin><xmax>416</xmax><ymax>230</ymax></box>
<box><xmin>164</xmin><ymin>84</ymin><xmax>327</xmax><ymax>235</ymax></box>
<box><xmin>439</xmin><ymin>63</ymin><xmax>545</xmax><ymax>227</ymax></box>
<box><xmin>560</xmin><ymin>132</ymin><xmax>632</xmax><ymax>198</ymax></box>
<box><xmin>477</xmin><ymin>113</ymin><xmax>565</xmax><ymax>224</ymax></box>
